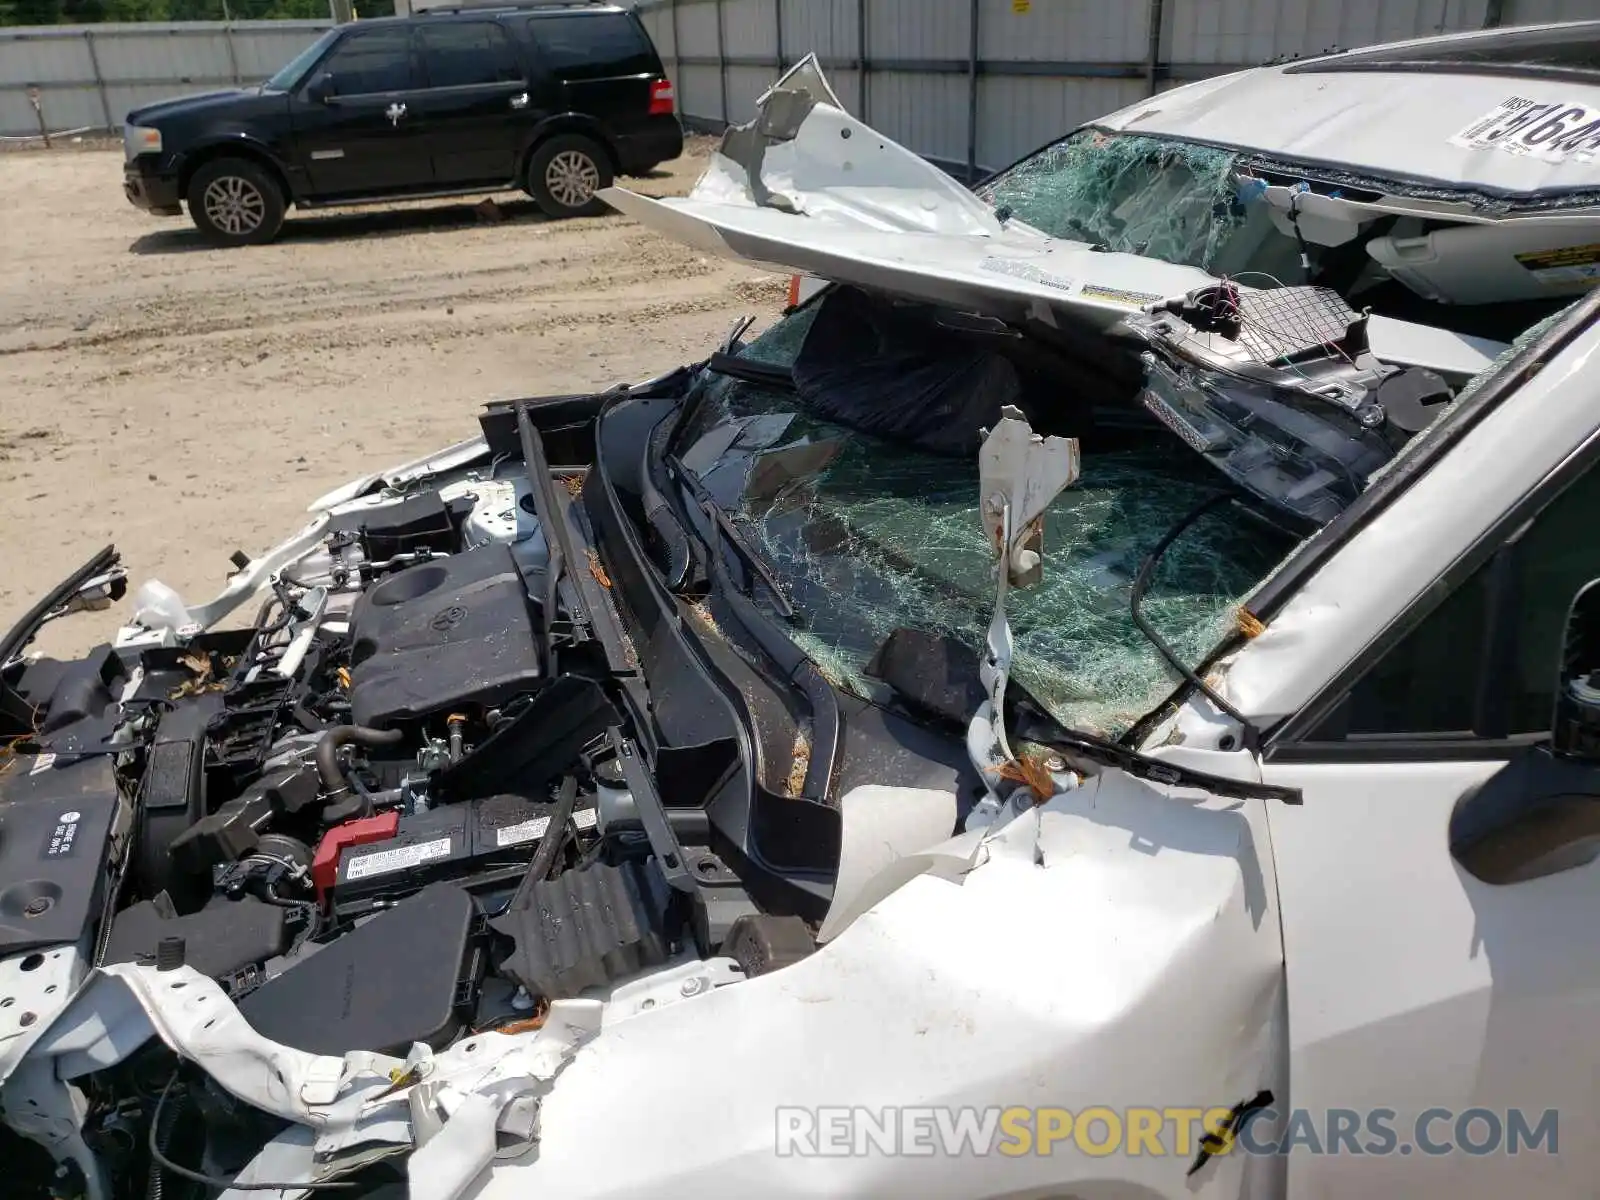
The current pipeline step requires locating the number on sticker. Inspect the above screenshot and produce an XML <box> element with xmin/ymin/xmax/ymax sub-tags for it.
<box><xmin>1451</xmin><ymin>96</ymin><xmax>1600</xmax><ymax>162</ymax></box>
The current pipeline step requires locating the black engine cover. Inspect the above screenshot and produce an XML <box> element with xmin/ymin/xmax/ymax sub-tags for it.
<box><xmin>0</xmin><ymin>754</ymin><xmax>122</xmax><ymax>956</ymax></box>
<box><xmin>346</xmin><ymin>544</ymin><xmax>543</xmax><ymax>727</ymax></box>
<box><xmin>240</xmin><ymin>884</ymin><xmax>480</xmax><ymax>1056</ymax></box>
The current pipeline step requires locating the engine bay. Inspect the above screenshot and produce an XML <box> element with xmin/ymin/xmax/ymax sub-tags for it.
<box><xmin>0</xmin><ymin>421</ymin><xmax>829</xmax><ymax>1198</ymax></box>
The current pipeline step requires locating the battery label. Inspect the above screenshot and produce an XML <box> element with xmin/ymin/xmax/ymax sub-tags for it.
<box><xmin>343</xmin><ymin>837</ymin><xmax>452</xmax><ymax>881</ymax></box>
<box><xmin>496</xmin><ymin>808</ymin><xmax>598</xmax><ymax>849</ymax></box>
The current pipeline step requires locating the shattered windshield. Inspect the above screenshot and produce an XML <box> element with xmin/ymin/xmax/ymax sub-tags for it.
<box><xmin>677</xmin><ymin>291</ymin><xmax>1296</xmax><ymax>738</ymax></box>
<box><xmin>976</xmin><ymin>130</ymin><xmax>1300</xmax><ymax>280</ymax></box>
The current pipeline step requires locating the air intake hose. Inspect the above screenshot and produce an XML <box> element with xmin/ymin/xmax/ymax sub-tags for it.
<box><xmin>315</xmin><ymin>724</ymin><xmax>404</xmax><ymax>801</ymax></box>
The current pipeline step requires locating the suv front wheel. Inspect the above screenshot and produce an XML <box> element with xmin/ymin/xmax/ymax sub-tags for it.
<box><xmin>187</xmin><ymin>157</ymin><xmax>286</xmax><ymax>247</ymax></box>
<box><xmin>527</xmin><ymin>135</ymin><xmax>613</xmax><ymax>219</ymax></box>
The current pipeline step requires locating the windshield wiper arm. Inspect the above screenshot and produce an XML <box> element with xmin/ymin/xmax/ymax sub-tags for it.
<box><xmin>666</xmin><ymin>453</ymin><xmax>796</xmax><ymax>621</ymax></box>
<box><xmin>1128</xmin><ymin>490</ymin><xmax>1257</xmax><ymax>739</ymax></box>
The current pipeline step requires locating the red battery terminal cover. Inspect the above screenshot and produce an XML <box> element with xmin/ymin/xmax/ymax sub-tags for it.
<box><xmin>312</xmin><ymin>811</ymin><xmax>400</xmax><ymax>900</ymax></box>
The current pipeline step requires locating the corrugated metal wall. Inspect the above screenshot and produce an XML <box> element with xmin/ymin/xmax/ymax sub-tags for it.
<box><xmin>634</xmin><ymin>0</ymin><xmax>1600</xmax><ymax>176</ymax></box>
<box><xmin>6</xmin><ymin>1</ymin><xmax>1598</xmax><ymax>143</ymax></box>
<box><xmin>0</xmin><ymin>20</ymin><xmax>329</xmax><ymax>138</ymax></box>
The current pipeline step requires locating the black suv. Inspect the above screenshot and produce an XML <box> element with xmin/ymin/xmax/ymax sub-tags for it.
<box><xmin>122</xmin><ymin>1</ymin><xmax>681</xmax><ymax>246</ymax></box>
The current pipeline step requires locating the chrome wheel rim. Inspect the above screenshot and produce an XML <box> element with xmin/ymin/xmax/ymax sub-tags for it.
<box><xmin>545</xmin><ymin>150</ymin><xmax>600</xmax><ymax>208</ymax></box>
<box><xmin>201</xmin><ymin>175</ymin><xmax>266</xmax><ymax>236</ymax></box>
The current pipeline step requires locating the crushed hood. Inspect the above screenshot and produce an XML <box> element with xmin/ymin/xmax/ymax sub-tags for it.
<box><xmin>602</xmin><ymin>57</ymin><xmax>1505</xmax><ymax>382</ymax></box>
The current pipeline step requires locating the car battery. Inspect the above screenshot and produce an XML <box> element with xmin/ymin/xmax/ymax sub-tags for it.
<box><xmin>329</xmin><ymin>793</ymin><xmax>597</xmax><ymax>911</ymax></box>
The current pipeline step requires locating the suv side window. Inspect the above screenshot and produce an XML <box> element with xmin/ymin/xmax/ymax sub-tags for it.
<box><xmin>316</xmin><ymin>27</ymin><xmax>417</xmax><ymax>96</ymax></box>
<box><xmin>416</xmin><ymin>21</ymin><xmax>524</xmax><ymax>89</ymax></box>
<box><xmin>526</xmin><ymin>13</ymin><xmax>655</xmax><ymax>79</ymax></box>
<box><xmin>1296</xmin><ymin>460</ymin><xmax>1600</xmax><ymax>746</ymax></box>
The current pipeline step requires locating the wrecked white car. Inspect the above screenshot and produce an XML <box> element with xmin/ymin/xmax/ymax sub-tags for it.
<box><xmin>5</xmin><ymin>21</ymin><xmax>1600</xmax><ymax>1200</ymax></box>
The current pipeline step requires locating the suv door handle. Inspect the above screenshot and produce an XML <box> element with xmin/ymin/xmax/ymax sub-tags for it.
<box><xmin>510</xmin><ymin>92</ymin><xmax>529</xmax><ymax>110</ymax></box>
<box><xmin>385</xmin><ymin>101</ymin><xmax>407</xmax><ymax>126</ymax></box>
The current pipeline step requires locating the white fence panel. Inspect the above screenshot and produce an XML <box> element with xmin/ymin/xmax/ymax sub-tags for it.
<box><xmin>9</xmin><ymin>3</ymin><xmax>1593</xmax><ymax>163</ymax></box>
<box><xmin>1</xmin><ymin>20</ymin><xmax>328</xmax><ymax>136</ymax></box>
<box><xmin>723</xmin><ymin>0</ymin><xmax>776</xmax><ymax>57</ymax></box>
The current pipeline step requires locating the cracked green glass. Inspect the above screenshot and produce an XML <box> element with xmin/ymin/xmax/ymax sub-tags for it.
<box><xmin>690</xmin><ymin>311</ymin><xmax>1295</xmax><ymax>737</ymax></box>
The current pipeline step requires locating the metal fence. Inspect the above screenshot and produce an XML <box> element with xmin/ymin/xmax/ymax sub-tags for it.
<box><xmin>634</xmin><ymin>0</ymin><xmax>1600</xmax><ymax>178</ymax></box>
<box><xmin>5</xmin><ymin>1</ymin><xmax>1598</xmax><ymax>146</ymax></box>
<box><xmin>0</xmin><ymin>20</ymin><xmax>330</xmax><ymax>139</ymax></box>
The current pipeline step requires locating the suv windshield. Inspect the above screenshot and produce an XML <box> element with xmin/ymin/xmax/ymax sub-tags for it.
<box><xmin>976</xmin><ymin>129</ymin><xmax>1571</xmax><ymax>342</ymax></box>
<box><xmin>264</xmin><ymin>29</ymin><xmax>339</xmax><ymax>92</ymax></box>
<box><xmin>976</xmin><ymin>130</ymin><xmax>1298</xmax><ymax>279</ymax></box>
<box><xmin>672</xmin><ymin>289</ymin><xmax>1296</xmax><ymax>738</ymax></box>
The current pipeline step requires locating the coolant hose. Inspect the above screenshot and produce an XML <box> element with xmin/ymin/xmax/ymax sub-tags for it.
<box><xmin>315</xmin><ymin>725</ymin><xmax>404</xmax><ymax>798</ymax></box>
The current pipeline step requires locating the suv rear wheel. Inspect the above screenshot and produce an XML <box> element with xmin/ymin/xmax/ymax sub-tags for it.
<box><xmin>527</xmin><ymin>135</ymin><xmax>613</xmax><ymax>218</ymax></box>
<box><xmin>187</xmin><ymin>157</ymin><xmax>285</xmax><ymax>247</ymax></box>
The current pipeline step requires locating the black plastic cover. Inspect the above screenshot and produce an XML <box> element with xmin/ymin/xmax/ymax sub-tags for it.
<box><xmin>168</xmin><ymin>792</ymin><xmax>275</xmax><ymax>875</ymax></box>
<box><xmin>722</xmin><ymin>913</ymin><xmax>815</xmax><ymax>975</ymax></box>
<box><xmin>135</xmin><ymin>698</ymin><xmax>215</xmax><ymax>909</ymax></box>
<box><xmin>491</xmin><ymin>858</ymin><xmax>672</xmax><ymax>999</ymax></box>
<box><xmin>331</xmin><ymin>492</ymin><xmax>469</xmax><ymax>562</ymax></box>
<box><xmin>240</xmin><ymin>884</ymin><xmax>479</xmax><ymax>1056</ymax></box>
<box><xmin>791</xmin><ymin>286</ymin><xmax>1021</xmax><ymax>458</ymax></box>
<box><xmin>0</xmin><ymin>755</ymin><xmax>121</xmax><ymax>956</ymax></box>
<box><xmin>102</xmin><ymin>893</ymin><xmax>287</xmax><ymax>980</ymax></box>
<box><xmin>346</xmin><ymin>544</ymin><xmax>544</xmax><ymax>727</ymax></box>
<box><xmin>37</xmin><ymin>647</ymin><xmax>124</xmax><ymax>736</ymax></box>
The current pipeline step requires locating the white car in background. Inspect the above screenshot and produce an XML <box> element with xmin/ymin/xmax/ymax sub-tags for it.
<box><xmin>4</xmin><ymin>20</ymin><xmax>1600</xmax><ymax>1200</ymax></box>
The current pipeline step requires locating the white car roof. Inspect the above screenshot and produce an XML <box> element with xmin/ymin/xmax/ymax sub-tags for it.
<box><xmin>1094</xmin><ymin>21</ymin><xmax>1600</xmax><ymax>202</ymax></box>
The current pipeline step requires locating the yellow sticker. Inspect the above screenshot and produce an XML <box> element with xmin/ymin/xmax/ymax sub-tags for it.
<box><xmin>1013</xmin><ymin>0</ymin><xmax>1031</xmax><ymax>11</ymax></box>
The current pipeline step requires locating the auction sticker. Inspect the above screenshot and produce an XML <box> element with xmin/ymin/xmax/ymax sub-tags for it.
<box><xmin>344</xmin><ymin>837</ymin><xmax>452</xmax><ymax>880</ymax></box>
<box><xmin>1449</xmin><ymin>96</ymin><xmax>1600</xmax><ymax>162</ymax></box>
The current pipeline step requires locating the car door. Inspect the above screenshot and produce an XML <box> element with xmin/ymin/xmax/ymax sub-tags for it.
<box><xmin>290</xmin><ymin>25</ymin><xmax>432</xmax><ymax>198</ymax></box>
<box><xmin>1257</xmin><ymin>442</ymin><xmax>1600</xmax><ymax>1194</ymax></box>
<box><xmin>410</xmin><ymin>20</ymin><xmax>536</xmax><ymax>187</ymax></box>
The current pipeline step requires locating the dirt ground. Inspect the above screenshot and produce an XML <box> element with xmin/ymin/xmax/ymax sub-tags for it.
<box><xmin>0</xmin><ymin>136</ymin><xmax>784</xmax><ymax>654</ymax></box>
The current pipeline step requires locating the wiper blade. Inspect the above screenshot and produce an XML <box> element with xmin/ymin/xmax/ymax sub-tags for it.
<box><xmin>870</xmin><ymin>626</ymin><xmax>1300</xmax><ymax>805</ymax></box>
<box><xmin>667</xmin><ymin>453</ymin><xmax>795</xmax><ymax>621</ymax></box>
<box><xmin>1017</xmin><ymin>708</ymin><xmax>1302</xmax><ymax>805</ymax></box>
<box><xmin>705</xmin><ymin>351</ymin><xmax>796</xmax><ymax>392</ymax></box>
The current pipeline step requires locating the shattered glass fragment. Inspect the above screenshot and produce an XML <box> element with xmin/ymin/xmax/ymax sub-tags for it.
<box><xmin>689</xmin><ymin>335</ymin><xmax>1293</xmax><ymax>738</ymax></box>
<box><xmin>977</xmin><ymin>132</ymin><xmax>1265</xmax><ymax>275</ymax></box>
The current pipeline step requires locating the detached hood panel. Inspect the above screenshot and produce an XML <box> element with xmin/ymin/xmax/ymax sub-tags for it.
<box><xmin>603</xmin><ymin>58</ymin><xmax>1504</xmax><ymax>381</ymax></box>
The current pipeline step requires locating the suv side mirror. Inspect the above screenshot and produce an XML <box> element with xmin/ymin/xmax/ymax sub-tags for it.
<box><xmin>307</xmin><ymin>72</ymin><xmax>336</xmax><ymax>104</ymax></box>
<box><xmin>1553</xmin><ymin>578</ymin><xmax>1600</xmax><ymax>759</ymax></box>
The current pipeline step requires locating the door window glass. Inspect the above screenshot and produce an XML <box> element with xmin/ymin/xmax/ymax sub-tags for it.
<box><xmin>527</xmin><ymin>13</ymin><xmax>655</xmax><ymax>79</ymax></box>
<box><xmin>1305</xmin><ymin>462</ymin><xmax>1600</xmax><ymax>742</ymax></box>
<box><xmin>317</xmin><ymin>28</ymin><xmax>416</xmax><ymax>96</ymax></box>
<box><xmin>417</xmin><ymin>22</ymin><xmax>524</xmax><ymax>89</ymax></box>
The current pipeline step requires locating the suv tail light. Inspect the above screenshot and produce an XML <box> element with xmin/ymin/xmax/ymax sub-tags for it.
<box><xmin>649</xmin><ymin>78</ymin><xmax>675</xmax><ymax>116</ymax></box>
